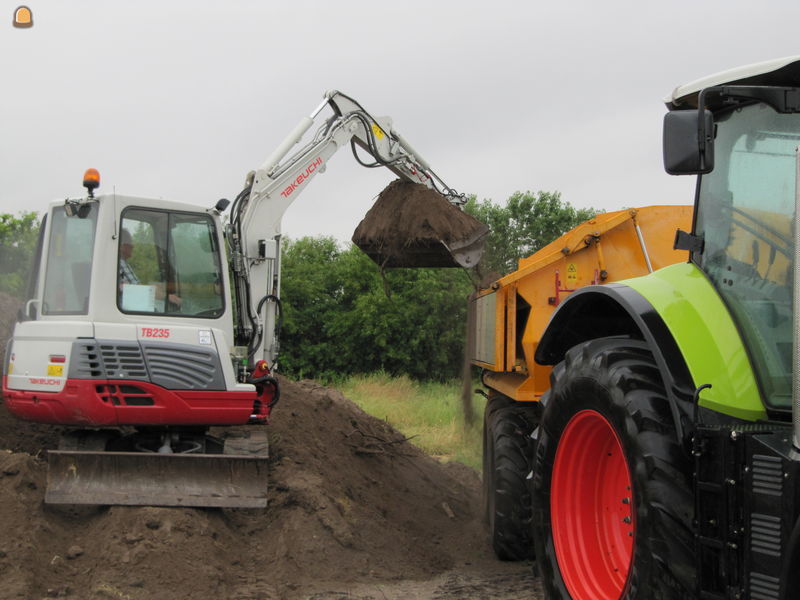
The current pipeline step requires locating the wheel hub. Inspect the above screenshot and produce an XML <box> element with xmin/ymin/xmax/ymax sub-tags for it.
<box><xmin>551</xmin><ymin>409</ymin><xmax>634</xmax><ymax>599</ymax></box>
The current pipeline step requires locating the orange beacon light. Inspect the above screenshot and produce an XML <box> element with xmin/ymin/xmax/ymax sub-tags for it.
<box><xmin>83</xmin><ymin>168</ymin><xmax>100</xmax><ymax>197</ymax></box>
<box><xmin>13</xmin><ymin>6</ymin><xmax>33</xmax><ymax>28</ymax></box>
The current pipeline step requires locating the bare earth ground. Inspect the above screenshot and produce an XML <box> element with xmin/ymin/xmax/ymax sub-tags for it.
<box><xmin>0</xmin><ymin>297</ymin><xmax>538</xmax><ymax>599</ymax></box>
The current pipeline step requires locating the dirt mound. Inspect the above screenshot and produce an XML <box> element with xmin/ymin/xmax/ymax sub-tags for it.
<box><xmin>0</xmin><ymin>377</ymin><xmax>492</xmax><ymax>599</ymax></box>
<box><xmin>0</xmin><ymin>403</ymin><xmax>60</xmax><ymax>455</ymax></box>
<box><xmin>352</xmin><ymin>180</ymin><xmax>488</xmax><ymax>268</ymax></box>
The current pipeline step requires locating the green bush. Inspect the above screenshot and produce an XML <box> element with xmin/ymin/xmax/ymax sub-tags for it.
<box><xmin>279</xmin><ymin>237</ymin><xmax>472</xmax><ymax>381</ymax></box>
<box><xmin>0</xmin><ymin>212</ymin><xmax>41</xmax><ymax>298</ymax></box>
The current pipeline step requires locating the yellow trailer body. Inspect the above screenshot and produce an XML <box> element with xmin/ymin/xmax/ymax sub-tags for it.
<box><xmin>471</xmin><ymin>205</ymin><xmax>692</xmax><ymax>402</ymax></box>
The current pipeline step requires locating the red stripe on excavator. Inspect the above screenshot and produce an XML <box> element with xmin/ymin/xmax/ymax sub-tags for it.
<box><xmin>1</xmin><ymin>377</ymin><xmax>256</xmax><ymax>427</ymax></box>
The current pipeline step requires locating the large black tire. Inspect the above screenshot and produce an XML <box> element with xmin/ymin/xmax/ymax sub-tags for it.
<box><xmin>483</xmin><ymin>393</ymin><xmax>539</xmax><ymax>561</ymax></box>
<box><xmin>532</xmin><ymin>337</ymin><xmax>695</xmax><ymax>599</ymax></box>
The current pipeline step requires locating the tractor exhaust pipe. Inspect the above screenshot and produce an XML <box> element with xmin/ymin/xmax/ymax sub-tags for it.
<box><xmin>794</xmin><ymin>149</ymin><xmax>800</xmax><ymax>450</ymax></box>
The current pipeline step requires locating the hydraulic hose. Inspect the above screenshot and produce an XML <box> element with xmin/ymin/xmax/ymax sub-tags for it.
<box><xmin>248</xmin><ymin>374</ymin><xmax>281</xmax><ymax>409</ymax></box>
<box><xmin>247</xmin><ymin>294</ymin><xmax>283</xmax><ymax>366</ymax></box>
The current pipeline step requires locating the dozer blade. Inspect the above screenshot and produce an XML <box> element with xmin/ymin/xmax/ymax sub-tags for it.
<box><xmin>45</xmin><ymin>450</ymin><xmax>268</xmax><ymax>508</ymax></box>
<box><xmin>353</xmin><ymin>179</ymin><xmax>488</xmax><ymax>269</ymax></box>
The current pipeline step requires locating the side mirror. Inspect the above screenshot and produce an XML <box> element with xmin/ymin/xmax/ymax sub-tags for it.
<box><xmin>663</xmin><ymin>109</ymin><xmax>715</xmax><ymax>175</ymax></box>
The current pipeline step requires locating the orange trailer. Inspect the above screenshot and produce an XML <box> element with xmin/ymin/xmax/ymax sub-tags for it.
<box><xmin>473</xmin><ymin>205</ymin><xmax>692</xmax><ymax>561</ymax></box>
<box><xmin>472</xmin><ymin>205</ymin><xmax>692</xmax><ymax>402</ymax></box>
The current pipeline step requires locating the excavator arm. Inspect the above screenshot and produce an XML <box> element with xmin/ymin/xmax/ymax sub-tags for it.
<box><xmin>254</xmin><ymin>91</ymin><xmax>462</xmax><ymax>204</ymax></box>
<box><xmin>226</xmin><ymin>91</ymin><xmax>480</xmax><ymax>370</ymax></box>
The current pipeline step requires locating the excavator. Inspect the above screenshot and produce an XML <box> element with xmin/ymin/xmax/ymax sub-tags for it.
<box><xmin>1</xmin><ymin>90</ymin><xmax>487</xmax><ymax>508</ymax></box>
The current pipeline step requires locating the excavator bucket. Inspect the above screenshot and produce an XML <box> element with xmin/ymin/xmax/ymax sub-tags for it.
<box><xmin>45</xmin><ymin>433</ymin><xmax>268</xmax><ymax>508</ymax></box>
<box><xmin>353</xmin><ymin>180</ymin><xmax>488</xmax><ymax>268</ymax></box>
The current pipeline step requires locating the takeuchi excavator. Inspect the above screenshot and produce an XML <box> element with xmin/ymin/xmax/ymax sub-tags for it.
<box><xmin>1</xmin><ymin>91</ymin><xmax>486</xmax><ymax>508</ymax></box>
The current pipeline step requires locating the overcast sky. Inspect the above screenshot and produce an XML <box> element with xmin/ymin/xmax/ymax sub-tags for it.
<box><xmin>2</xmin><ymin>1</ymin><xmax>800</xmax><ymax>242</ymax></box>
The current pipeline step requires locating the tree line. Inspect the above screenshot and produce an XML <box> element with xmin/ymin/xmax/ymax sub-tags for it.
<box><xmin>0</xmin><ymin>191</ymin><xmax>595</xmax><ymax>380</ymax></box>
<box><xmin>0</xmin><ymin>212</ymin><xmax>39</xmax><ymax>298</ymax></box>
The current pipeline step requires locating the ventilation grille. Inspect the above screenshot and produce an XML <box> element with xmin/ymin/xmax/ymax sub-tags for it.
<box><xmin>142</xmin><ymin>343</ymin><xmax>224</xmax><ymax>390</ymax></box>
<box><xmin>70</xmin><ymin>339</ymin><xmax>223</xmax><ymax>390</ymax></box>
<box><xmin>99</xmin><ymin>343</ymin><xmax>148</xmax><ymax>379</ymax></box>
<box><xmin>749</xmin><ymin>571</ymin><xmax>780</xmax><ymax>600</ymax></box>
<box><xmin>70</xmin><ymin>341</ymin><xmax>105</xmax><ymax>378</ymax></box>
<box><xmin>751</xmin><ymin>454</ymin><xmax>783</xmax><ymax>497</ymax></box>
<box><xmin>750</xmin><ymin>513</ymin><xmax>781</xmax><ymax>557</ymax></box>
<box><xmin>96</xmin><ymin>384</ymin><xmax>155</xmax><ymax>406</ymax></box>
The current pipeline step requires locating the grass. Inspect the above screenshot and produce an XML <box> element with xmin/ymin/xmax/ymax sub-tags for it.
<box><xmin>336</xmin><ymin>373</ymin><xmax>485</xmax><ymax>470</ymax></box>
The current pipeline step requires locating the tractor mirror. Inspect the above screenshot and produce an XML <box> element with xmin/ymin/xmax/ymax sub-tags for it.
<box><xmin>663</xmin><ymin>109</ymin><xmax>715</xmax><ymax>175</ymax></box>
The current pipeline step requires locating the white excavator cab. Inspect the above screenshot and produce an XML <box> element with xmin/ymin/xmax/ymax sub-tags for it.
<box><xmin>50</xmin><ymin>198</ymin><xmax>228</xmax><ymax>320</ymax></box>
<box><xmin>9</xmin><ymin>194</ymin><xmax>246</xmax><ymax>406</ymax></box>
<box><xmin>5</xmin><ymin>193</ymin><xmax>270</xmax><ymax>508</ymax></box>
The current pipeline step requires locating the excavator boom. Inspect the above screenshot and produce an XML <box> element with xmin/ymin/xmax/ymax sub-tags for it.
<box><xmin>231</xmin><ymin>90</ymin><xmax>486</xmax><ymax>369</ymax></box>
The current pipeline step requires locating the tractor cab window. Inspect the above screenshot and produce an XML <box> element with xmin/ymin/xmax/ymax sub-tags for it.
<box><xmin>42</xmin><ymin>203</ymin><xmax>98</xmax><ymax>315</ymax></box>
<box><xmin>118</xmin><ymin>208</ymin><xmax>224</xmax><ymax>318</ymax></box>
<box><xmin>696</xmin><ymin>102</ymin><xmax>799</xmax><ymax>410</ymax></box>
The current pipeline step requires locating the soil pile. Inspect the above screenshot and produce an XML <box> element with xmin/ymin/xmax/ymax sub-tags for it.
<box><xmin>352</xmin><ymin>180</ymin><xmax>488</xmax><ymax>268</ymax></box>
<box><xmin>0</xmin><ymin>377</ymin><xmax>494</xmax><ymax>599</ymax></box>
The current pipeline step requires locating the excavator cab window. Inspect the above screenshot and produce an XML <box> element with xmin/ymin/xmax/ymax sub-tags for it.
<box><xmin>118</xmin><ymin>208</ymin><xmax>224</xmax><ymax>318</ymax></box>
<box><xmin>42</xmin><ymin>203</ymin><xmax>98</xmax><ymax>315</ymax></box>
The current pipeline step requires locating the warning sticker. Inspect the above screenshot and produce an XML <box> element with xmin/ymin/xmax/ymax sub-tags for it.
<box><xmin>371</xmin><ymin>123</ymin><xmax>386</xmax><ymax>140</ymax></box>
<box><xmin>566</xmin><ymin>262</ymin><xmax>578</xmax><ymax>284</ymax></box>
<box><xmin>47</xmin><ymin>364</ymin><xmax>64</xmax><ymax>377</ymax></box>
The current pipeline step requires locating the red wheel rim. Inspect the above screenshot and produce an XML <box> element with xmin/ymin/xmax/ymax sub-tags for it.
<box><xmin>551</xmin><ymin>409</ymin><xmax>634</xmax><ymax>599</ymax></box>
